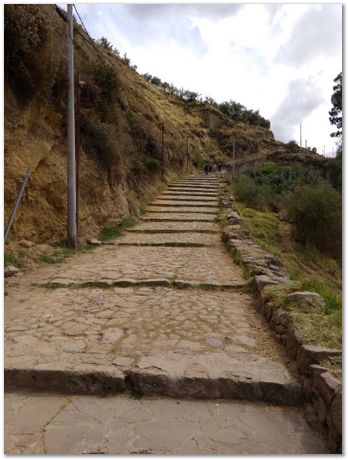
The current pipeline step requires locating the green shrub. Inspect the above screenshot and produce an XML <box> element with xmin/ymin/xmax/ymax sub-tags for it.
<box><xmin>234</xmin><ymin>174</ymin><xmax>273</xmax><ymax>210</ymax></box>
<box><xmin>234</xmin><ymin>174</ymin><xmax>259</xmax><ymax>204</ymax></box>
<box><xmin>286</xmin><ymin>182</ymin><xmax>341</xmax><ymax>257</ymax></box>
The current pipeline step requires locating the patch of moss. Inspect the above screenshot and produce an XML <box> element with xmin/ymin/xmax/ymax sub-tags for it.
<box><xmin>4</xmin><ymin>251</ymin><xmax>24</xmax><ymax>268</ymax></box>
<box><xmin>100</xmin><ymin>218</ymin><xmax>137</xmax><ymax>241</ymax></box>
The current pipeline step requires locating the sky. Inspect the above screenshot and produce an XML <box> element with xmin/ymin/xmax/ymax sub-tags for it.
<box><xmin>72</xmin><ymin>3</ymin><xmax>342</xmax><ymax>156</ymax></box>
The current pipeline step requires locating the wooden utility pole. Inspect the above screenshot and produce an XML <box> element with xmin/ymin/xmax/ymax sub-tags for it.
<box><xmin>67</xmin><ymin>4</ymin><xmax>77</xmax><ymax>248</ymax></box>
<box><xmin>75</xmin><ymin>70</ymin><xmax>81</xmax><ymax>241</ymax></box>
<box><xmin>186</xmin><ymin>134</ymin><xmax>189</xmax><ymax>172</ymax></box>
<box><xmin>161</xmin><ymin>123</ymin><xmax>165</xmax><ymax>182</ymax></box>
<box><xmin>232</xmin><ymin>140</ymin><xmax>236</xmax><ymax>178</ymax></box>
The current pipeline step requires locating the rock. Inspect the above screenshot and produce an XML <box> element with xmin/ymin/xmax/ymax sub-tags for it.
<box><xmin>309</xmin><ymin>364</ymin><xmax>328</xmax><ymax>378</ymax></box>
<box><xmin>61</xmin><ymin>322</ymin><xmax>89</xmax><ymax>337</ymax></box>
<box><xmin>315</xmin><ymin>372</ymin><xmax>341</xmax><ymax>405</ymax></box>
<box><xmin>87</xmin><ymin>238</ymin><xmax>101</xmax><ymax>246</ymax></box>
<box><xmin>206</xmin><ymin>338</ymin><xmax>223</xmax><ymax>347</ymax></box>
<box><xmin>287</xmin><ymin>291</ymin><xmax>325</xmax><ymax>309</ymax></box>
<box><xmin>313</xmin><ymin>396</ymin><xmax>328</xmax><ymax>423</ymax></box>
<box><xmin>304</xmin><ymin>403</ymin><xmax>327</xmax><ymax>434</ymax></box>
<box><xmin>328</xmin><ymin>390</ymin><xmax>342</xmax><ymax>434</ymax></box>
<box><xmin>4</xmin><ymin>265</ymin><xmax>19</xmax><ymax>278</ymax></box>
<box><xmin>101</xmin><ymin>328</ymin><xmax>123</xmax><ymax>344</ymax></box>
<box><xmin>254</xmin><ymin>275</ymin><xmax>279</xmax><ymax>290</ymax></box>
<box><xmin>227</xmin><ymin>211</ymin><xmax>243</xmax><ymax>224</ymax></box>
<box><xmin>297</xmin><ymin>345</ymin><xmax>341</xmax><ymax>375</ymax></box>
<box><xmin>61</xmin><ymin>341</ymin><xmax>87</xmax><ymax>353</ymax></box>
<box><xmin>19</xmin><ymin>240</ymin><xmax>35</xmax><ymax>248</ymax></box>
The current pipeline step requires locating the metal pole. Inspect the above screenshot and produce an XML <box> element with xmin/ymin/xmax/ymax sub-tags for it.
<box><xmin>305</xmin><ymin>139</ymin><xmax>307</xmax><ymax>149</ymax></box>
<box><xmin>75</xmin><ymin>70</ymin><xmax>80</xmax><ymax>242</ymax></box>
<box><xmin>161</xmin><ymin>123</ymin><xmax>165</xmax><ymax>182</ymax></box>
<box><xmin>4</xmin><ymin>168</ymin><xmax>32</xmax><ymax>242</ymax></box>
<box><xmin>300</xmin><ymin>123</ymin><xmax>302</xmax><ymax>147</ymax></box>
<box><xmin>67</xmin><ymin>4</ymin><xmax>77</xmax><ymax>248</ymax></box>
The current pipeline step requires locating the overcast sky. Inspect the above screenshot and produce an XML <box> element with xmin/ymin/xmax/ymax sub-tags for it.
<box><xmin>72</xmin><ymin>3</ymin><xmax>342</xmax><ymax>156</ymax></box>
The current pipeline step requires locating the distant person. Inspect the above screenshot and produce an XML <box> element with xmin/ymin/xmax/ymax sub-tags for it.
<box><xmin>218</xmin><ymin>162</ymin><xmax>222</xmax><ymax>172</ymax></box>
<box><xmin>209</xmin><ymin>164</ymin><xmax>213</xmax><ymax>173</ymax></box>
<box><xmin>204</xmin><ymin>164</ymin><xmax>209</xmax><ymax>176</ymax></box>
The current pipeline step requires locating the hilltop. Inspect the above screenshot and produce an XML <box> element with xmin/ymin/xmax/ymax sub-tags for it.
<box><xmin>4</xmin><ymin>4</ymin><xmax>328</xmax><ymax>243</ymax></box>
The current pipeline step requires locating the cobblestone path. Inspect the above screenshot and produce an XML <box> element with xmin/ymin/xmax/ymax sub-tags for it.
<box><xmin>4</xmin><ymin>174</ymin><xmax>328</xmax><ymax>453</ymax></box>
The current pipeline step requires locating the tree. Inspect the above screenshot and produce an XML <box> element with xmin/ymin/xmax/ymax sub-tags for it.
<box><xmin>329</xmin><ymin>72</ymin><xmax>342</xmax><ymax>138</ymax></box>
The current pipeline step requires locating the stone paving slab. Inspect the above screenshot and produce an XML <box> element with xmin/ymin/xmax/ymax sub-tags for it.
<box><xmin>39</xmin><ymin>246</ymin><xmax>247</xmax><ymax>286</ymax></box>
<box><xmin>128</xmin><ymin>221</ymin><xmax>220</xmax><ymax>233</ymax></box>
<box><xmin>147</xmin><ymin>206</ymin><xmax>219</xmax><ymax>214</ymax></box>
<box><xmin>5</xmin><ymin>392</ymin><xmax>328</xmax><ymax>454</ymax></box>
<box><xmin>142</xmin><ymin>212</ymin><xmax>217</xmax><ymax>221</ymax></box>
<box><xmin>113</xmin><ymin>231</ymin><xmax>222</xmax><ymax>246</ymax></box>
<box><xmin>5</xmin><ymin>286</ymin><xmax>301</xmax><ymax>403</ymax></box>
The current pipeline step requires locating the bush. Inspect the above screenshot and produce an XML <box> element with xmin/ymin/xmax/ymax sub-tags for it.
<box><xmin>286</xmin><ymin>140</ymin><xmax>299</xmax><ymax>152</ymax></box>
<box><xmin>4</xmin><ymin>5</ymin><xmax>51</xmax><ymax>100</ymax></box>
<box><xmin>234</xmin><ymin>173</ymin><xmax>273</xmax><ymax>210</ymax></box>
<box><xmin>286</xmin><ymin>182</ymin><xmax>341</xmax><ymax>257</ymax></box>
<box><xmin>80</xmin><ymin>115</ymin><xmax>122</xmax><ymax>183</ymax></box>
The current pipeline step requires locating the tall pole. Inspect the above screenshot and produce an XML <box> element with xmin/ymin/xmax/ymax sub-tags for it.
<box><xmin>161</xmin><ymin>123</ymin><xmax>165</xmax><ymax>182</ymax></box>
<box><xmin>300</xmin><ymin>123</ymin><xmax>302</xmax><ymax>147</ymax></box>
<box><xmin>67</xmin><ymin>4</ymin><xmax>77</xmax><ymax>248</ymax></box>
<box><xmin>75</xmin><ymin>70</ymin><xmax>81</xmax><ymax>242</ymax></box>
<box><xmin>232</xmin><ymin>140</ymin><xmax>236</xmax><ymax>178</ymax></box>
<box><xmin>186</xmin><ymin>134</ymin><xmax>189</xmax><ymax>172</ymax></box>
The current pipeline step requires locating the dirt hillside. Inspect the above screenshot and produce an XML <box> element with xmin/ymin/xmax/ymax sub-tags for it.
<box><xmin>4</xmin><ymin>4</ymin><xmax>324</xmax><ymax>244</ymax></box>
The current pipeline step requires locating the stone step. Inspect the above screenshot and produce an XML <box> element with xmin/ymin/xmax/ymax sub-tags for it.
<box><xmin>151</xmin><ymin>200</ymin><xmax>219</xmax><ymax>207</ymax></box>
<box><xmin>6</xmin><ymin>286</ymin><xmax>300</xmax><ymax>407</ymax></box>
<box><xmin>168</xmin><ymin>187</ymin><xmax>220</xmax><ymax>193</ymax></box>
<box><xmin>128</xmin><ymin>221</ymin><xmax>220</xmax><ymax>233</ymax></box>
<box><xmin>31</xmin><ymin>246</ymin><xmax>246</xmax><ymax>287</ymax></box>
<box><xmin>111</xmin><ymin>231</ymin><xmax>222</xmax><ymax>246</ymax></box>
<box><xmin>142</xmin><ymin>213</ymin><xmax>217</xmax><ymax>221</ymax></box>
<box><xmin>5</xmin><ymin>367</ymin><xmax>304</xmax><ymax>407</ymax></box>
<box><xmin>146</xmin><ymin>207</ymin><xmax>219</xmax><ymax>214</ymax></box>
<box><xmin>159</xmin><ymin>194</ymin><xmax>219</xmax><ymax>200</ymax></box>
<box><xmin>5</xmin><ymin>392</ymin><xmax>328</xmax><ymax>454</ymax></box>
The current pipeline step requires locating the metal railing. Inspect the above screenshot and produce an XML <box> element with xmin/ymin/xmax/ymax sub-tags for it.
<box><xmin>4</xmin><ymin>167</ymin><xmax>32</xmax><ymax>242</ymax></box>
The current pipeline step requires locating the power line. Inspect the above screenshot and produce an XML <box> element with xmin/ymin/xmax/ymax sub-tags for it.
<box><xmin>73</xmin><ymin>4</ymin><xmax>114</xmax><ymax>69</ymax></box>
<box><xmin>57</xmin><ymin>4</ymin><xmax>169</xmax><ymax>123</ymax></box>
<box><xmin>72</xmin><ymin>4</ymin><xmax>166</xmax><ymax>115</ymax></box>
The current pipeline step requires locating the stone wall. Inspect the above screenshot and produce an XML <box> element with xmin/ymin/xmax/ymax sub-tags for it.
<box><xmin>220</xmin><ymin>191</ymin><xmax>342</xmax><ymax>453</ymax></box>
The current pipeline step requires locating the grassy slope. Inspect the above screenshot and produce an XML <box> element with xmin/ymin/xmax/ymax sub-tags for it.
<box><xmin>235</xmin><ymin>203</ymin><xmax>341</xmax><ymax>351</ymax></box>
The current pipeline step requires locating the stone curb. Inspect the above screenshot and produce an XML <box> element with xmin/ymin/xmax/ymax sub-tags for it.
<box><xmin>220</xmin><ymin>185</ymin><xmax>342</xmax><ymax>453</ymax></box>
<box><xmin>4</xmin><ymin>367</ymin><xmax>304</xmax><ymax>406</ymax></box>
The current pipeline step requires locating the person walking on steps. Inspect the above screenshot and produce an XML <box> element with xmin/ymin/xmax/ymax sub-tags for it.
<box><xmin>204</xmin><ymin>164</ymin><xmax>209</xmax><ymax>176</ymax></box>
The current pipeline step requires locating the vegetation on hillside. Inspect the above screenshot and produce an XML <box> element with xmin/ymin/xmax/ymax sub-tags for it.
<box><xmin>230</xmin><ymin>159</ymin><xmax>342</xmax><ymax>352</ymax></box>
<box><xmin>142</xmin><ymin>73</ymin><xmax>271</xmax><ymax>129</ymax></box>
<box><xmin>233</xmin><ymin>161</ymin><xmax>341</xmax><ymax>259</ymax></box>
